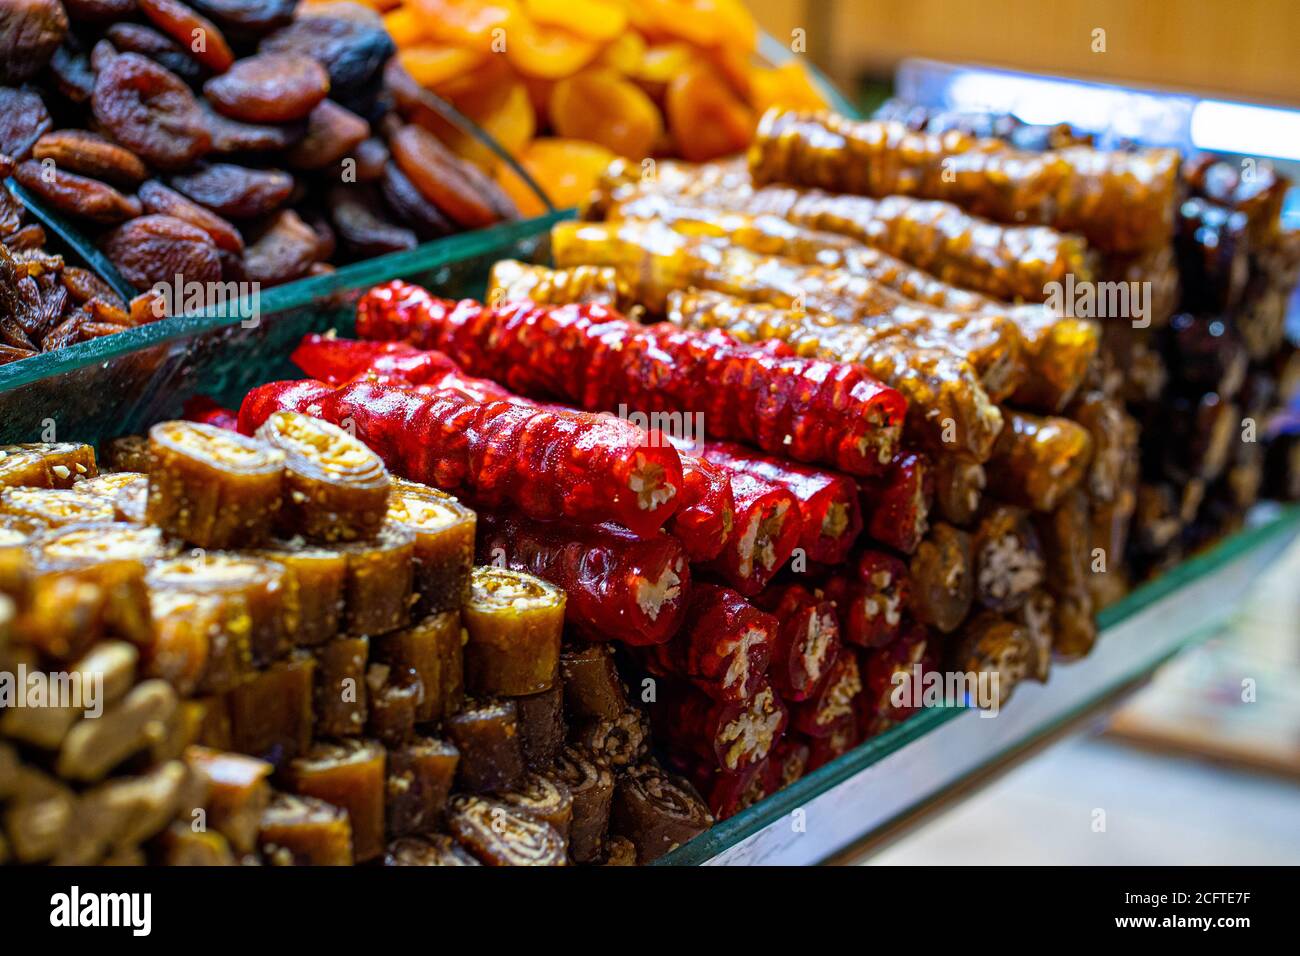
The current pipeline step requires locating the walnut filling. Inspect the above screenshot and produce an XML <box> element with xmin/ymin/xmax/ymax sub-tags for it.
<box><xmin>817</xmin><ymin>660</ymin><xmax>862</xmax><ymax>727</ymax></box>
<box><xmin>821</xmin><ymin>501</ymin><xmax>849</xmax><ymax>540</ymax></box>
<box><xmin>978</xmin><ymin>535</ymin><xmax>1044</xmax><ymax>603</ymax></box>
<box><xmin>472</xmin><ymin>567</ymin><xmax>562</xmax><ymax>610</ymax></box>
<box><xmin>801</xmin><ymin>611</ymin><xmax>837</xmax><ymax>687</ymax></box>
<box><xmin>388</xmin><ymin>492</ymin><xmax>459</xmax><ymax>532</ymax></box>
<box><xmin>733</xmin><ymin>511</ymin><xmax>761</xmax><ymax>577</ymax></box>
<box><xmin>721</xmin><ymin>626</ymin><xmax>767</xmax><ymax>693</ymax></box>
<box><xmin>628</xmin><ymin>454</ymin><xmax>676</xmax><ymax>511</ymax></box>
<box><xmin>164</xmin><ymin>421</ymin><xmax>278</xmax><ymax>468</ymax></box>
<box><xmin>633</xmin><ymin>560</ymin><xmax>683</xmax><ymax>621</ymax></box>
<box><xmin>754</xmin><ymin>501</ymin><xmax>790</xmax><ymax>571</ymax></box>
<box><xmin>863</xmin><ymin>569</ymin><xmax>902</xmax><ymax>627</ymax></box>
<box><xmin>452</xmin><ymin>797</ymin><xmax>559</xmax><ymax>863</ymax></box>
<box><xmin>854</xmin><ymin>420</ymin><xmax>902</xmax><ymax>466</ymax></box>
<box><xmin>719</xmin><ymin>686</ymin><xmax>782</xmax><ymax>770</ymax></box>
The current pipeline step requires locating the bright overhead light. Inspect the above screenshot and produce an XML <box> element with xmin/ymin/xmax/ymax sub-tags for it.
<box><xmin>1190</xmin><ymin>100</ymin><xmax>1300</xmax><ymax>161</ymax></box>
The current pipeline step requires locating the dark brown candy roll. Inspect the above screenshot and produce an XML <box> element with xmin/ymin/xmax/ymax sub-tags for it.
<box><xmin>1053</xmin><ymin>592</ymin><xmax>1097</xmax><ymax>661</ymax></box>
<box><xmin>385</xmin><ymin>736</ymin><xmax>459</xmax><ymax>837</ymax></box>
<box><xmin>611</xmin><ymin>762</ymin><xmax>713</xmax><ymax>863</ymax></box>
<box><xmin>496</xmin><ymin>772</ymin><xmax>575</xmax><ymax>839</ymax></box>
<box><xmin>146</xmin><ymin>420</ymin><xmax>285</xmax><ymax>548</ymax></box>
<box><xmin>1035</xmin><ymin>488</ymin><xmax>1091</xmax><ymax>600</ymax></box>
<box><xmin>560</xmin><ymin>643</ymin><xmax>629</xmax><ymax>720</ymax></box>
<box><xmin>312</xmin><ymin>636</ymin><xmax>368</xmax><ymax>737</ymax></box>
<box><xmin>462</xmin><ymin>566</ymin><xmax>564</xmax><ymax>697</ymax></box>
<box><xmin>365</xmin><ymin>664</ymin><xmax>420</xmax><ymax>747</ymax></box>
<box><xmin>371</xmin><ymin>611</ymin><xmax>462</xmax><ymax>723</ymax></box>
<box><xmin>550</xmin><ymin>745</ymin><xmax>614</xmax><ymax>864</ymax></box>
<box><xmin>184</xmin><ymin>746</ymin><xmax>273</xmax><ymax>855</ymax></box>
<box><xmin>601</xmin><ymin>835</ymin><xmax>638</xmax><ymax>866</ymax></box>
<box><xmin>515</xmin><ymin>682</ymin><xmax>565</xmax><ymax>772</ymax></box>
<box><xmin>147</xmin><ymin>552</ymin><xmax>288</xmax><ymax>665</ymax></box>
<box><xmin>337</xmin><ymin>523</ymin><xmax>415</xmax><ymax>636</ymax></box>
<box><xmin>573</xmin><ymin>708</ymin><xmax>650</xmax><ymax>769</ymax></box>
<box><xmin>972</xmin><ymin>504</ymin><xmax>1045</xmax><ymax>613</ymax></box>
<box><xmin>1015</xmin><ymin>589</ymin><xmax>1055</xmax><ymax>683</ymax></box>
<box><xmin>949</xmin><ymin>611</ymin><xmax>1032</xmax><ymax>711</ymax></box>
<box><xmin>255</xmin><ymin>411</ymin><xmax>391</xmax><ymax>542</ymax></box>
<box><xmin>907</xmin><ymin>522</ymin><xmax>974</xmax><ymax>634</ymax></box>
<box><xmin>104</xmin><ymin>435</ymin><xmax>153</xmax><ymax>473</ymax></box>
<box><xmin>227</xmin><ymin>652</ymin><xmax>315</xmax><ymax>767</ymax></box>
<box><xmin>253</xmin><ymin>541</ymin><xmax>346</xmax><ymax>647</ymax></box>
<box><xmin>281</xmin><ymin>738</ymin><xmax>387</xmax><ymax>863</ymax></box>
<box><xmin>985</xmin><ymin>410</ymin><xmax>1093</xmax><ymax>513</ymax></box>
<box><xmin>933</xmin><ymin>455</ymin><xmax>985</xmax><ymax>526</ymax></box>
<box><xmin>258</xmin><ymin>792</ymin><xmax>354</xmax><ymax>866</ymax></box>
<box><xmin>387</xmin><ymin>479</ymin><xmax>476</xmax><ymax>616</ymax></box>
<box><xmin>384</xmin><ymin>833</ymin><xmax>480</xmax><ymax>866</ymax></box>
<box><xmin>447</xmin><ymin>794</ymin><xmax>568</xmax><ymax>866</ymax></box>
<box><xmin>445</xmin><ymin>699</ymin><xmax>526</xmax><ymax>793</ymax></box>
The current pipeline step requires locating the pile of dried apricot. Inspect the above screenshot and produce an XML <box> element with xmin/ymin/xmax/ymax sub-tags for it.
<box><xmin>357</xmin><ymin>0</ymin><xmax>831</xmax><ymax>214</ymax></box>
<box><xmin>0</xmin><ymin>0</ymin><xmax>526</xmax><ymax>350</ymax></box>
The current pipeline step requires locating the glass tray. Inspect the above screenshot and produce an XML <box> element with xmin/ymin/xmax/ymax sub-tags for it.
<box><xmin>655</xmin><ymin>504</ymin><xmax>1300</xmax><ymax>865</ymax></box>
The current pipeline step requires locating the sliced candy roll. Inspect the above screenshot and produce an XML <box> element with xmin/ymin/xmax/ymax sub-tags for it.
<box><xmin>462</xmin><ymin>566</ymin><xmax>564</xmax><ymax>697</ymax></box>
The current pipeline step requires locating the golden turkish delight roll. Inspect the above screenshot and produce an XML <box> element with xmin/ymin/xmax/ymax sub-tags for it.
<box><xmin>386</xmin><ymin>479</ymin><xmax>475</xmax><ymax>617</ymax></box>
<box><xmin>985</xmin><ymin>410</ymin><xmax>1093</xmax><ymax>512</ymax></box>
<box><xmin>487</xmin><ymin>259</ymin><xmax>633</xmax><ymax>311</ymax></box>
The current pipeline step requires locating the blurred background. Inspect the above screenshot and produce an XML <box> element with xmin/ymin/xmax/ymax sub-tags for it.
<box><xmin>738</xmin><ymin>0</ymin><xmax>1300</xmax><ymax>865</ymax></box>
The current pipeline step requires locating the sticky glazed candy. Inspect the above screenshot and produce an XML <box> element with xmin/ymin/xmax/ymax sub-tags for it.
<box><xmin>385</xmin><ymin>737</ymin><xmax>459</xmax><ymax>837</ymax></box>
<box><xmin>258</xmin><ymin>793</ymin><xmax>354</xmax><ymax>866</ymax></box>
<box><xmin>704</xmin><ymin>471</ymin><xmax>802</xmax><ymax>597</ymax></box>
<box><xmin>461</xmin><ymin>566</ymin><xmax>564</xmax><ymax>697</ymax></box>
<box><xmin>550</xmin><ymin>745</ymin><xmax>615</xmax><ymax>864</ymax></box>
<box><xmin>252</xmin><ymin>541</ymin><xmax>346</xmax><ymax>648</ymax></box>
<box><xmin>0</xmin><ymin>442</ymin><xmax>97</xmax><ymax>487</ymax></box>
<box><xmin>475</xmin><ymin>512</ymin><xmax>688</xmax><ymax>647</ymax></box>
<box><xmin>790</xmin><ymin>651</ymin><xmax>863</xmax><ymax>738</ymax></box>
<box><xmin>949</xmin><ymin>611</ymin><xmax>1034</xmax><ymax>711</ymax></box>
<box><xmin>610</xmin><ymin>762</ymin><xmax>713</xmax><ymax>863</ymax></box>
<box><xmin>496</xmin><ymin>772</ymin><xmax>576</xmax><ymax>839</ymax></box>
<box><xmin>384</xmin><ymin>835</ymin><xmax>480</xmax><ymax>866</ymax></box>
<box><xmin>447</xmin><ymin>795</ymin><xmax>567</xmax><ymax>866</ymax></box>
<box><xmin>667</xmin><ymin>452</ymin><xmax>737</xmax><ymax>563</ymax></box>
<box><xmin>281</xmin><ymin>738</ymin><xmax>387</xmax><ymax>864</ymax></box>
<box><xmin>445</xmin><ymin>699</ymin><xmax>526</xmax><ymax>793</ymax></box>
<box><xmin>372</xmin><ymin>612</ymin><xmax>464</xmax><ymax>724</ymax></box>
<box><xmin>641</xmin><ymin>584</ymin><xmax>774</xmax><ymax>704</ymax></box>
<box><xmin>0</xmin><ymin>488</ymin><xmax>115</xmax><ymax>528</ymax></box>
<box><xmin>755</xmin><ymin>584</ymin><xmax>842</xmax><ymax>703</ymax></box>
<box><xmin>972</xmin><ymin>505</ymin><xmax>1046</xmax><ymax>614</ymax></box>
<box><xmin>254</xmin><ymin>411</ymin><xmax>390</xmax><ymax>543</ymax></box>
<box><xmin>486</xmin><ymin>259</ymin><xmax>633</xmax><ymax>311</ymax></box>
<box><xmin>824</xmin><ymin>550</ymin><xmax>910</xmax><ymax>649</ymax></box>
<box><xmin>658</xmin><ymin>680</ymin><xmax>789</xmax><ymax>774</ymax></box>
<box><xmin>985</xmin><ymin>410</ymin><xmax>1094</xmax><ymax>513</ymax></box>
<box><xmin>354</xmin><ymin>281</ymin><xmax>906</xmax><ymax>477</ymax></box>
<box><xmin>560</xmin><ymin>644</ymin><xmax>629</xmax><ymax>721</ymax></box>
<box><xmin>337</xmin><ymin>524</ymin><xmax>415</xmax><ymax>637</ymax></box>
<box><xmin>385</xmin><ymin>480</ymin><xmax>476</xmax><ymax>617</ymax></box>
<box><xmin>907</xmin><ymin>523</ymin><xmax>975</xmax><ymax>634</ymax></box>
<box><xmin>145</xmin><ymin>420</ymin><xmax>284</xmax><ymax>548</ymax></box>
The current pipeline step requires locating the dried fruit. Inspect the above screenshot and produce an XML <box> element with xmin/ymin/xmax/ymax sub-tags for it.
<box><xmin>496</xmin><ymin>137</ymin><xmax>611</xmax><ymax>216</ymax></box>
<box><xmin>32</xmin><ymin>131</ymin><xmax>148</xmax><ymax>189</ymax></box>
<box><xmin>0</xmin><ymin>0</ymin><xmax>68</xmax><ymax>83</ymax></box>
<box><xmin>379</xmin><ymin>161</ymin><xmax>453</xmax><ymax>240</ymax></box>
<box><xmin>201</xmin><ymin>102</ymin><xmax>306</xmax><ymax>153</ymax></box>
<box><xmin>204</xmin><ymin>53</ymin><xmax>330</xmax><ymax>124</ymax></box>
<box><xmin>170</xmin><ymin>163</ymin><xmax>293</xmax><ymax>219</ymax></box>
<box><xmin>0</xmin><ymin>87</ymin><xmax>53</xmax><ymax>160</ymax></box>
<box><xmin>665</xmin><ymin>62</ymin><xmax>753</xmax><ymax>162</ymax></box>
<box><xmin>137</xmin><ymin>0</ymin><xmax>236</xmax><ymax>74</ymax></box>
<box><xmin>506</xmin><ymin>20</ymin><xmax>599</xmax><ymax>79</ymax></box>
<box><xmin>259</xmin><ymin>14</ymin><xmax>394</xmax><ymax>97</ymax></box>
<box><xmin>397</xmin><ymin>44</ymin><xmax>482</xmax><ymax>88</ymax></box>
<box><xmin>102</xmin><ymin>214</ymin><xmax>222</xmax><ymax>290</ymax></box>
<box><xmin>49</xmin><ymin>42</ymin><xmax>97</xmax><ymax>103</ymax></box>
<box><xmin>61</xmin><ymin>267</ymin><xmax>126</xmax><ymax>308</ymax></box>
<box><xmin>328</xmin><ymin>183</ymin><xmax>417</xmax><ymax>257</ymax></box>
<box><xmin>104</xmin><ymin>22</ymin><xmax>208</xmax><ymax>86</ymax></box>
<box><xmin>138</xmin><ymin>180</ymin><xmax>245</xmax><ymax>253</ymax></box>
<box><xmin>92</xmin><ymin>53</ymin><xmax>212</xmax><ymax>171</ymax></box>
<box><xmin>389</xmin><ymin>123</ymin><xmax>514</xmax><ymax>229</ymax></box>
<box><xmin>189</xmin><ymin>0</ymin><xmax>297</xmax><ymax>38</ymax></box>
<box><xmin>241</xmin><ymin>209</ymin><xmax>319</xmax><ymax>285</ymax></box>
<box><xmin>13</xmin><ymin>160</ymin><xmax>143</xmax><ymax>224</ymax></box>
<box><xmin>550</xmin><ymin>68</ymin><xmax>661</xmax><ymax>159</ymax></box>
<box><xmin>285</xmin><ymin>100</ymin><xmax>369</xmax><ymax>170</ymax></box>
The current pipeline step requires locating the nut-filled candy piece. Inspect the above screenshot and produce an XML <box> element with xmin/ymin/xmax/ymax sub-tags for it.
<box><xmin>447</xmin><ymin>794</ymin><xmax>567</xmax><ymax>866</ymax></box>
<box><xmin>281</xmin><ymin>738</ymin><xmax>386</xmax><ymax>863</ymax></box>
<box><xmin>258</xmin><ymin>792</ymin><xmax>353</xmax><ymax>866</ymax></box>
<box><xmin>445</xmin><ymin>698</ymin><xmax>526</xmax><ymax>793</ymax></box>
<box><xmin>462</xmin><ymin>566</ymin><xmax>564</xmax><ymax>697</ymax></box>
<box><xmin>386</xmin><ymin>479</ymin><xmax>476</xmax><ymax>616</ymax></box>
<box><xmin>610</xmin><ymin>762</ymin><xmax>713</xmax><ymax>864</ymax></box>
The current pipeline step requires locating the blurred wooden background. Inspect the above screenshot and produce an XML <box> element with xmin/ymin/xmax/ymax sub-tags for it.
<box><xmin>748</xmin><ymin>0</ymin><xmax>1300</xmax><ymax>107</ymax></box>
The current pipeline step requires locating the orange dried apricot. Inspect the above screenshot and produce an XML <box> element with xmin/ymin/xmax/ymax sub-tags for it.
<box><xmin>505</xmin><ymin>21</ymin><xmax>599</xmax><ymax>79</ymax></box>
<box><xmin>750</xmin><ymin>61</ymin><xmax>828</xmax><ymax>114</ymax></box>
<box><xmin>465</xmin><ymin>80</ymin><xmax>534</xmax><ymax>157</ymax></box>
<box><xmin>497</xmin><ymin>137</ymin><xmax>613</xmax><ymax>215</ymax></box>
<box><xmin>550</xmin><ymin>68</ymin><xmax>661</xmax><ymax>158</ymax></box>
<box><xmin>398</xmin><ymin>43</ymin><xmax>485</xmax><ymax>88</ymax></box>
<box><xmin>523</xmin><ymin>0</ymin><xmax>627</xmax><ymax>42</ymax></box>
<box><xmin>596</xmin><ymin>30</ymin><xmax>645</xmax><ymax>74</ymax></box>
<box><xmin>413</xmin><ymin>0</ymin><xmax>521</xmax><ymax>51</ymax></box>
<box><xmin>665</xmin><ymin>61</ymin><xmax>753</xmax><ymax>162</ymax></box>
<box><xmin>381</xmin><ymin>5</ymin><xmax>426</xmax><ymax>47</ymax></box>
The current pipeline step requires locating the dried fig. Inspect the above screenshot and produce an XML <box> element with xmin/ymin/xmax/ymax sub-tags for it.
<box><xmin>92</xmin><ymin>53</ymin><xmax>211</xmax><ymax>171</ymax></box>
<box><xmin>205</xmin><ymin>53</ymin><xmax>329</xmax><ymax>123</ymax></box>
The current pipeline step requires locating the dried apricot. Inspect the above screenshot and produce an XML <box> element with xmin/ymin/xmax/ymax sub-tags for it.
<box><xmin>506</xmin><ymin>21</ymin><xmax>599</xmax><ymax>79</ymax></box>
<box><xmin>139</xmin><ymin>179</ymin><xmax>245</xmax><ymax>253</ymax></box>
<box><xmin>3</xmin><ymin>224</ymin><xmax>47</xmax><ymax>250</ymax></box>
<box><xmin>0</xmin><ymin>0</ymin><xmax>67</xmax><ymax>83</ymax></box>
<box><xmin>32</xmin><ymin>131</ymin><xmax>148</xmax><ymax>189</ymax></box>
<box><xmin>550</xmin><ymin>68</ymin><xmax>661</xmax><ymax>159</ymax></box>
<box><xmin>62</xmin><ymin>0</ymin><xmax>136</xmax><ymax>21</ymax></box>
<box><xmin>412</xmin><ymin>0</ymin><xmax>521</xmax><ymax>51</ymax></box>
<box><xmin>241</xmin><ymin>209</ymin><xmax>319</xmax><ymax>285</ymax></box>
<box><xmin>463</xmin><ymin>79</ymin><xmax>534</xmax><ymax>157</ymax></box>
<box><xmin>202</xmin><ymin>103</ymin><xmax>307</xmax><ymax>153</ymax></box>
<box><xmin>102</xmin><ymin>215</ymin><xmax>222</xmax><ymax>290</ymax></box>
<box><xmin>49</xmin><ymin>41</ymin><xmax>97</xmax><ymax>104</ymax></box>
<box><xmin>205</xmin><ymin>53</ymin><xmax>331</xmax><ymax>123</ymax></box>
<box><xmin>350</xmin><ymin>136</ymin><xmax>391</xmax><ymax>181</ymax></box>
<box><xmin>189</xmin><ymin>0</ymin><xmax>298</xmax><ymax>38</ymax></box>
<box><xmin>524</xmin><ymin>0</ymin><xmax>626</xmax><ymax>41</ymax></box>
<box><xmin>328</xmin><ymin>183</ymin><xmax>417</xmax><ymax>256</ymax></box>
<box><xmin>633</xmin><ymin>42</ymin><xmax>691</xmax><ymax>88</ymax></box>
<box><xmin>397</xmin><ymin>44</ymin><xmax>484</xmax><ymax>88</ymax></box>
<box><xmin>0</xmin><ymin>87</ymin><xmax>53</xmax><ymax>161</ymax></box>
<box><xmin>104</xmin><ymin>22</ymin><xmax>208</xmax><ymax>86</ymax></box>
<box><xmin>285</xmin><ymin>99</ymin><xmax>370</xmax><ymax>170</ymax></box>
<box><xmin>379</xmin><ymin>160</ymin><xmax>453</xmax><ymax>239</ymax></box>
<box><xmin>596</xmin><ymin>30</ymin><xmax>645</xmax><ymax>74</ymax></box>
<box><xmin>92</xmin><ymin>53</ymin><xmax>212</xmax><ymax>171</ymax></box>
<box><xmin>750</xmin><ymin>61</ymin><xmax>828</xmax><ymax>114</ymax></box>
<box><xmin>388</xmin><ymin>123</ymin><xmax>513</xmax><ymax>228</ymax></box>
<box><xmin>664</xmin><ymin>61</ymin><xmax>753</xmax><ymax>162</ymax></box>
<box><xmin>382</xmin><ymin>6</ymin><xmax>427</xmax><ymax>47</ymax></box>
<box><xmin>137</xmin><ymin>0</ymin><xmax>236</xmax><ymax>74</ymax></box>
<box><xmin>170</xmin><ymin>163</ymin><xmax>294</xmax><ymax>218</ymax></box>
<box><xmin>496</xmin><ymin>137</ymin><xmax>610</xmax><ymax>215</ymax></box>
<box><xmin>13</xmin><ymin>159</ymin><xmax>143</xmax><ymax>224</ymax></box>
<box><xmin>61</xmin><ymin>267</ymin><xmax>128</xmax><ymax>308</ymax></box>
<box><xmin>260</xmin><ymin>14</ymin><xmax>395</xmax><ymax>97</ymax></box>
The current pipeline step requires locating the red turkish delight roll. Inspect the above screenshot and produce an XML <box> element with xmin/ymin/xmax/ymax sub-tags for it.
<box><xmin>705</xmin><ymin>471</ymin><xmax>801</xmax><ymax>596</ymax></box>
<box><xmin>355</xmin><ymin>281</ymin><xmax>906</xmax><ymax>476</ymax></box>
<box><xmin>690</xmin><ymin>758</ymin><xmax>773</xmax><ymax>821</ymax></box>
<box><xmin>754</xmin><ymin>584</ymin><xmax>841</xmax><ymax>703</ymax></box>
<box><xmin>641</xmin><ymin>584</ymin><xmax>773</xmax><ymax>702</ymax></box>
<box><xmin>700</xmin><ymin>441</ymin><xmax>862</xmax><ymax>564</ymax></box>
<box><xmin>476</xmin><ymin>511</ymin><xmax>689</xmax><ymax>647</ymax></box>
<box><xmin>236</xmin><ymin>380</ymin><xmax>334</xmax><ymax>436</ymax></box>
<box><xmin>858</xmin><ymin>624</ymin><xmax>937</xmax><ymax>736</ymax></box>
<box><xmin>764</xmin><ymin>737</ymin><xmax>811</xmax><ymax>791</ymax></box>
<box><xmin>657</xmin><ymin>679</ymin><xmax>789</xmax><ymax>773</ymax></box>
<box><xmin>668</xmin><ymin>453</ymin><xmax>737</xmax><ymax>562</ymax></box>
<box><xmin>804</xmin><ymin>717</ymin><xmax>862</xmax><ymax>772</ymax></box>
<box><xmin>823</xmin><ymin>550</ymin><xmax>909</xmax><ymax>648</ymax></box>
<box><xmin>859</xmin><ymin>451</ymin><xmax>933</xmax><ymax>555</ymax></box>
<box><xmin>790</xmin><ymin>650</ymin><xmax>863</xmax><ymax>738</ymax></box>
<box><xmin>182</xmin><ymin>396</ymin><xmax>240</xmax><ymax>432</ymax></box>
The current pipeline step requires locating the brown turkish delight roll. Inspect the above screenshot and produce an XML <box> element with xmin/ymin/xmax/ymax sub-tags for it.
<box><xmin>147</xmin><ymin>589</ymin><xmax>235</xmax><ymax>696</ymax></box>
<box><xmin>1035</xmin><ymin>488</ymin><xmax>1091</xmax><ymax>600</ymax></box>
<box><xmin>933</xmin><ymin>455</ymin><xmax>985</xmax><ymax>526</ymax></box>
<box><xmin>949</xmin><ymin>610</ymin><xmax>1033</xmax><ymax>711</ymax></box>
<box><xmin>387</xmin><ymin>479</ymin><xmax>476</xmax><ymax>616</ymax></box>
<box><xmin>337</xmin><ymin>523</ymin><xmax>415</xmax><ymax>636</ymax></box>
<box><xmin>1015</xmin><ymin>589</ymin><xmax>1056</xmax><ymax>683</ymax></box>
<box><xmin>1</xmin><ymin>487</ymin><xmax>115</xmax><ymax>528</ymax></box>
<box><xmin>281</xmin><ymin>738</ymin><xmax>387</xmax><ymax>863</ymax></box>
<box><xmin>104</xmin><ymin>435</ymin><xmax>153</xmax><ymax>473</ymax></box>
<box><xmin>255</xmin><ymin>411</ymin><xmax>391</xmax><ymax>542</ymax></box>
<box><xmin>515</xmin><ymin>683</ymin><xmax>565</xmax><ymax>771</ymax></box>
<box><xmin>0</xmin><ymin>447</ymin><xmax>58</xmax><ymax>488</ymax></box>
<box><xmin>1</xmin><ymin>442</ymin><xmax>97</xmax><ymax>488</ymax></box>
<box><xmin>371</xmin><ymin>611</ymin><xmax>461</xmax><ymax>722</ymax></box>
<box><xmin>226</xmin><ymin>653</ymin><xmax>315</xmax><ymax>767</ymax></box>
<box><xmin>1053</xmin><ymin>592</ymin><xmax>1097</xmax><ymax>661</ymax></box>
<box><xmin>985</xmin><ymin>410</ymin><xmax>1093</xmax><ymax>513</ymax></box>
<box><xmin>560</xmin><ymin>643</ymin><xmax>629</xmax><ymax>720</ymax></box>
<box><xmin>573</xmin><ymin>707</ymin><xmax>651</xmax><ymax>769</ymax></box>
<box><xmin>496</xmin><ymin>772</ymin><xmax>575</xmax><ymax>839</ymax></box>
<box><xmin>146</xmin><ymin>421</ymin><xmax>285</xmax><ymax>548</ymax></box>
<box><xmin>462</xmin><ymin>566</ymin><xmax>564</xmax><ymax>697</ymax></box>
<box><xmin>611</xmin><ymin>762</ymin><xmax>713</xmax><ymax>864</ymax></box>
<box><xmin>184</xmin><ymin>746</ymin><xmax>273</xmax><ymax>855</ymax></box>
<box><xmin>365</xmin><ymin>664</ymin><xmax>421</xmax><ymax>747</ymax></box>
<box><xmin>146</xmin><ymin>553</ymin><xmax>288</xmax><ymax>666</ymax></box>
<box><xmin>312</xmin><ymin>636</ymin><xmax>369</xmax><ymax>737</ymax></box>
<box><xmin>385</xmin><ymin>737</ymin><xmax>459</xmax><ymax>837</ymax></box>
<box><xmin>385</xmin><ymin>834</ymin><xmax>480</xmax><ymax>866</ymax></box>
<box><xmin>74</xmin><ymin>471</ymin><xmax>150</xmax><ymax>523</ymax></box>
<box><xmin>550</xmin><ymin>745</ymin><xmax>614</xmax><ymax>864</ymax></box>
<box><xmin>445</xmin><ymin>699</ymin><xmax>526</xmax><ymax>793</ymax></box>
<box><xmin>258</xmin><ymin>792</ymin><xmax>354</xmax><ymax>866</ymax></box>
<box><xmin>972</xmin><ymin>504</ymin><xmax>1045</xmax><ymax>613</ymax></box>
<box><xmin>907</xmin><ymin>522</ymin><xmax>975</xmax><ymax>634</ymax></box>
<box><xmin>447</xmin><ymin>794</ymin><xmax>567</xmax><ymax>866</ymax></box>
<box><xmin>252</xmin><ymin>542</ymin><xmax>346</xmax><ymax>647</ymax></box>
